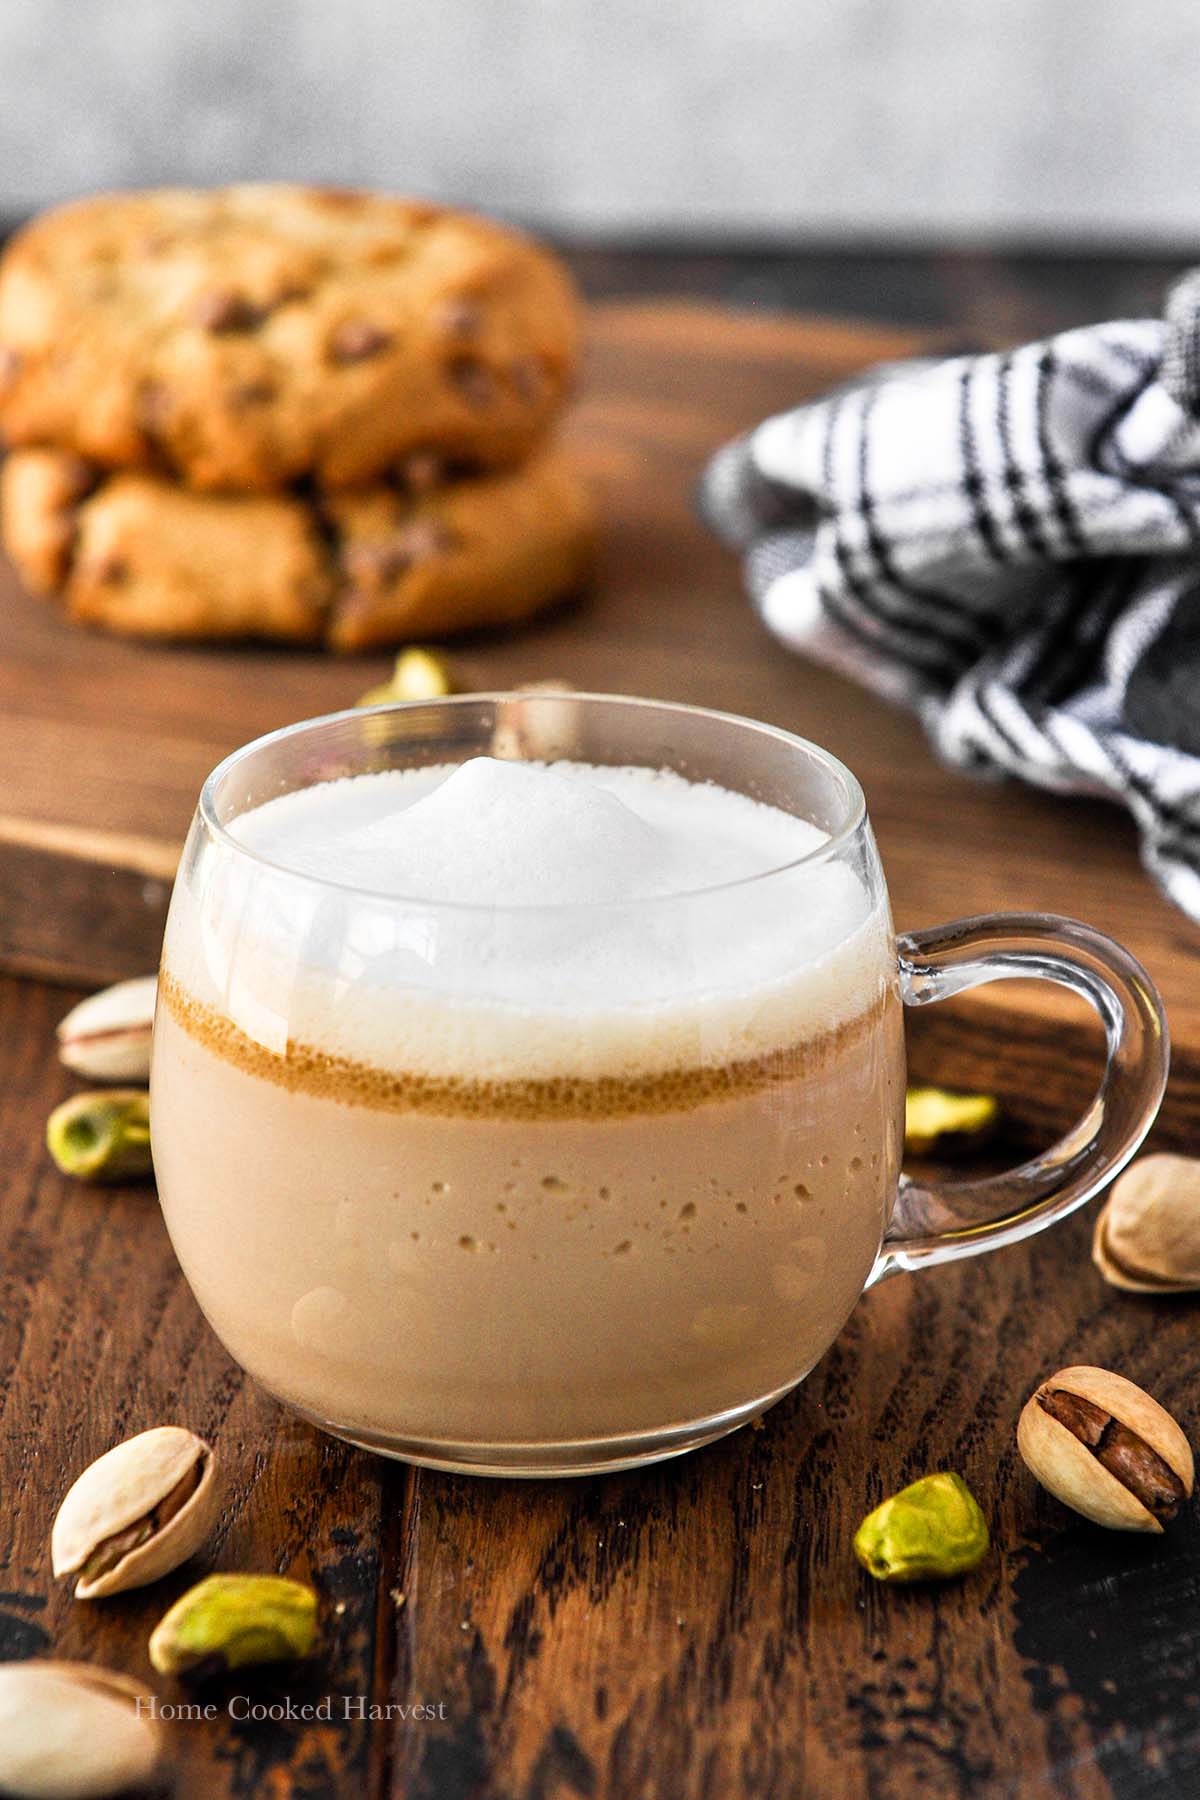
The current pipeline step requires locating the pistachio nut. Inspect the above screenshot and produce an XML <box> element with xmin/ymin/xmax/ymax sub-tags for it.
<box><xmin>1092</xmin><ymin>1154</ymin><xmax>1200</xmax><ymax>1293</ymax></box>
<box><xmin>149</xmin><ymin>1573</ymin><xmax>319</xmax><ymax>1677</ymax></box>
<box><xmin>904</xmin><ymin>1086</ymin><xmax>1000</xmax><ymax>1157</ymax></box>
<box><xmin>853</xmin><ymin>1471</ymin><xmax>989</xmax><ymax>1582</ymax></box>
<box><xmin>46</xmin><ymin>1089</ymin><xmax>152</xmax><ymax>1182</ymax></box>
<box><xmin>0</xmin><ymin>1660</ymin><xmax>162</xmax><ymax>1798</ymax></box>
<box><xmin>53</xmin><ymin>1426</ymin><xmax>219</xmax><ymax>1599</ymax></box>
<box><xmin>56</xmin><ymin>977</ymin><xmax>157</xmax><ymax>1082</ymax></box>
<box><xmin>1017</xmin><ymin>1365</ymin><xmax>1194</xmax><ymax>1532</ymax></box>
<box><xmin>356</xmin><ymin>646</ymin><xmax>458</xmax><ymax>707</ymax></box>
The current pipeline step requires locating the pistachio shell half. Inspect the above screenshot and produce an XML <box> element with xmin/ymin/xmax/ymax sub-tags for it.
<box><xmin>0</xmin><ymin>1661</ymin><xmax>162</xmax><ymax>1798</ymax></box>
<box><xmin>52</xmin><ymin>1426</ymin><xmax>219</xmax><ymax>1599</ymax></box>
<box><xmin>56</xmin><ymin>977</ymin><xmax>157</xmax><ymax>1082</ymax></box>
<box><xmin>1017</xmin><ymin>1365</ymin><xmax>1194</xmax><ymax>1533</ymax></box>
<box><xmin>1092</xmin><ymin>1154</ymin><xmax>1200</xmax><ymax>1293</ymax></box>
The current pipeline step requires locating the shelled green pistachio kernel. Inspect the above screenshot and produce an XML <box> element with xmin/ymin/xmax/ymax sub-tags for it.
<box><xmin>46</xmin><ymin>1089</ymin><xmax>152</xmax><ymax>1182</ymax></box>
<box><xmin>904</xmin><ymin>1086</ymin><xmax>999</xmax><ymax>1157</ymax></box>
<box><xmin>854</xmin><ymin>1472</ymin><xmax>990</xmax><ymax>1582</ymax></box>
<box><xmin>356</xmin><ymin>646</ymin><xmax>457</xmax><ymax>706</ymax></box>
<box><xmin>149</xmin><ymin>1573</ymin><xmax>319</xmax><ymax>1677</ymax></box>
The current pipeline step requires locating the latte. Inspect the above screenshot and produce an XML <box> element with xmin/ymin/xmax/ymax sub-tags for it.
<box><xmin>151</xmin><ymin>756</ymin><xmax>903</xmax><ymax>1460</ymax></box>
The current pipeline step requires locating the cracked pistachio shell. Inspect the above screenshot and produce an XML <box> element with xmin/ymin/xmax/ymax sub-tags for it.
<box><xmin>149</xmin><ymin>1573</ymin><xmax>319</xmax><ymax>1677</ymax></box>
<box><xmin>52</xmin><ymin>1426</ymin><xmax>219</xmax><ymax>1600</ymax></box>
<box><xmin>1092</xmin><ymin>1154</ymin><xmax>1200</xmax><ymax>1293</ymax></box>
<box><xmin>853</xmin><ymin>1472</ymin><xmax>989</xmax><ymax>1582</ymax></box>
<box><xmin>56</xmin><ymin>977</ymin><xmax>157</xmax><ymax>1082</ymax></box>
<box><xmin>1017</xmin><ymin>1366</ymin><xmax>1194</xmax><ymax>1533</ymax></box>
<box><xmin>0</xmin><ymin>1661</ymin><xmax>162</xmax><ymax>1799</ymax></box>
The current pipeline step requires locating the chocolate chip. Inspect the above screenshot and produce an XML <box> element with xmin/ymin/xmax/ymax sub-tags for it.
<box><xmin>344</xmin><ymin>520</ymin><xmax>456</xmax><ymax>589</ymax></box>
<box><xmin>396</xmin><ymin>518</ymin><xmax>457</xmax><ymax>560</ymax></box>
<box><xmin>58</xmin><ymin>454</ymin><xmax>98</xmax><ymax>504</ymax></box>
<box><xmin>439</xmin><ymin>297</ymin><xmax>483</xmax><ymax>338</ymax></box>
<box><xmin>510</xmin><ymin>356</ymin><xmax>547</xmax><ymax>402</ymax></box>
<box><xmin>448</xmin><ymin>356</ymin><xmax>497</xmax><ymax>407</ymax></box>
<box><xmin>89</xmin><ymin>556</ymin><xmax>130</xmax><ymax>586</ymax></box>
<box><xmin>397</xmin><ymin>450</ymin><xmax>445</xmax><ymax>494</ymax></box>
<box><xmin>329</xmin><ymin>321</ymin><xmax>394</xmax><ymax>364</ymax></box>
<box><xmin>0</xmin><ymin>345</ymin><xmax>21</xmax><ymax>387</ymax></box>
<box><xmin>229</xmin><ymin>379</ymin><xmax>276</xmax><ymax>409</ymax></box>
<box><xmin>312</xmin><ymin>188</ymin><xmax>366</xmax><ymax>211</ymax></box>
<box><xmin>343</xmin><ymin>543</ymin><xmax>404</xmax><ymax>591</ymax></box>
<box><xmin>192</xmin><ymin>291</ymin><xmax>264</xmax><ymax>333</ymax></box>
<box><xmin>136</xmin><ymin>380</ymin><xmax>172</xmax><ymax>433</ymax></box>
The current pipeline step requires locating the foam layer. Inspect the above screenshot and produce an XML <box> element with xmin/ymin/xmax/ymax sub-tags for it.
<box><xmin>163</xmin><ymin>758</ymin><xmax>894</xmax><ymax>1084</ymax></box>
<box><xmin>230</xmin><ymin>756</ymin><xmax>829</xmax><ymax>904</ymax></box>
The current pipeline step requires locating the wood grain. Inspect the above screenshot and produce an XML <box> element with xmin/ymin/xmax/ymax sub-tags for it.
<box><xmin>3</xmin><ymin>977</ymin><xmax>1198</xmax><ymax>1798</ymax></box>
<box><xmin>4</xmin><ymin>298</ymin><xmax>1200</xmax><ymax>1800</ymax></box>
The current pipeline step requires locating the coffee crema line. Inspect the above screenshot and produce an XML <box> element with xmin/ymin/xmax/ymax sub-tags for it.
<box><xmin>158</xmin><ymin>971</ymin><xmax>889</xmax><ymax>1123</ymax></box>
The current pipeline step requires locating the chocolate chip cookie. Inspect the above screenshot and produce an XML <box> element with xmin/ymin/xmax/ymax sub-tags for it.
<box><xmin>0</xmin><ymin>185</ymin><xmax>580</xmax><ymax>493</ymax></box>
<box><xmin>1</xmin><ymin>447</ymin><xmax>596</xmax><ymax>648</ymax></box>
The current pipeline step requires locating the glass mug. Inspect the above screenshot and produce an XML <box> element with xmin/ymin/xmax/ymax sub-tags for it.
<box><xmin>150</xmin><ymin>694</ymin><xmax>1167</xmax><ymax>1476</ymax></box>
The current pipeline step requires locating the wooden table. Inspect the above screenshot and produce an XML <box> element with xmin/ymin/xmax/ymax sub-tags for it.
<box><xmin>2</xmin><ymin>299</ymin><xmax>1199</xmax><ymax>1800</ymax></box>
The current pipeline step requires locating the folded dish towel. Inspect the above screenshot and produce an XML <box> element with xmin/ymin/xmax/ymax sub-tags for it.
<box><xmin>698</xmin><ymin>274</ymin><xmax>1200</xmax><ymax>923</ymax></box>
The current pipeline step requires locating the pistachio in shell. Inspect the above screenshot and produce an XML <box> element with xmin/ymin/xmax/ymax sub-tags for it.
<box><xmin>52</xmin><ymin>1425</ymin><xmax>219</xmax><ymax>1599</ymax></box>
<box><xmin>1092</xmin><ymin>1153</ymin><xmax>1200</xmax><ymax>1293</ymax></box>
<box><xmin>1017</xmin><ymin>1365</ymin><xmax>1194</xmax><ymax>1532</ymax></box>
<box><xmin>0</xmin><ymin>1660</ymin><xmax>162</xmax><ymax>1798</ymax></box>
<box><xmin>56</xmin><ymin>977</ymin><xmax>157</xmax><ymax>1082</ymax></box>
<box><xmin>149</xmin><ymin>1573</ymin><xmax>319</xmax><ymax>1677</ymax></box>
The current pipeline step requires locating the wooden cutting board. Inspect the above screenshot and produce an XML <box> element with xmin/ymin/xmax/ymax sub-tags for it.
<box><xmin>2</xmin><ymin>299</ymin><xmax>1198</xmax><ymax>1047</ymax></box>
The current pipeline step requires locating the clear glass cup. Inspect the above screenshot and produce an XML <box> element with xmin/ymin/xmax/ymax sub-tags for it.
<box><xmin>150</xmin><ymin>693</ymin><xmax>1167</xmax><ymax>1476</ymax></box>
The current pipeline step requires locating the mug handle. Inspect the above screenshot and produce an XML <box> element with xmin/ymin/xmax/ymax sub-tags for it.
<box><xmin>868</xmin><ymin>912</ymin><xmax>1169</xmax><ymax>1285</ymax></box>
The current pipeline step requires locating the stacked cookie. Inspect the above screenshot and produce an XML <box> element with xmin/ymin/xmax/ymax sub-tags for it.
<box><xmin>0</xmin><ymin>185</ymin><xmax>595</xmax><ymax>649</ymax></box>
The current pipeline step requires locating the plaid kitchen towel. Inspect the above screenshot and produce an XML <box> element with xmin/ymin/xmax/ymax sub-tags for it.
<box><xmin>698</xmin><ymin>272</ymin><xmax>1200</xmax><ymax>923</ymax></box>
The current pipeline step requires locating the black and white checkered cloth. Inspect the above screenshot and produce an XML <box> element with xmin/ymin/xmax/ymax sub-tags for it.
<box><xmin>698</xmin><ymin>273</ymin><xmax>1200</xmax><ymax>922</ymax></box>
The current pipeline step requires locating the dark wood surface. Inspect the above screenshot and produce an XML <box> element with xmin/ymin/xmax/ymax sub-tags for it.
<box><xmin>3</xmin><ymin>278</ymin><xmax>1200</xmax><ymax>1800</ymax></box>
<box><xmin>565</xmin><ymin>242</ymin><xmax>1199</xmax><ymax>341</ymax></box>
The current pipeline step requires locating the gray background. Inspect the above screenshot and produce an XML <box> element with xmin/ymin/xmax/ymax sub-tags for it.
<box><xmin>0</xmin><ymin>0</ymin><xmax>1197</xmax><ymax>243</ymax></box>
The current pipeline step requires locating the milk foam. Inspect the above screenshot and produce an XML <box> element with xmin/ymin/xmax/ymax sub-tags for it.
<box><xmin>231</xmin><ymin>756</ymin><xmax>830</xmax><ymax>904</ymax></box>
<box><xmin>165</xmin><ymin>758</ymin><xmax>893</xmax><ymax>1083</ymax></box>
